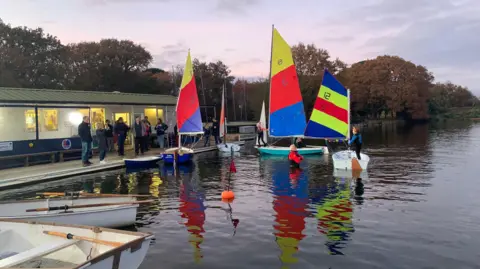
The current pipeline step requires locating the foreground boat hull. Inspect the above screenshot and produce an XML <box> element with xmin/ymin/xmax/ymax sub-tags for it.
<box><xmin>0</xmin><ymin>219</ymin><xmax>153</xmax><ymax>269</ymax></box>
<box><xmin>5</xmin><ymin>205</ymin><xmax>138</xmax><ymax>228</ymax></box>
<box><xmin>217</xmin><ymin>143</ymin><xmax>241</xmax><ymax>152</ymax></box>
<box><xmin>332</xmin><ymin>150</ymin><xmax>370</xmax><ymax>171</ymax></box>
<box><xmin>0</xmin><ymin>196</ymin><xmax>140</xmax><ymax>228</ymax></box>
<box><xmin>124</xmin><ymin>156</ymin><xmax>162</xmax><ymax>169</ymax></box>
<box><xmin>257</xmin><ymin>146</ymin><xmax>326</xmax><ymax>156</ymax></box>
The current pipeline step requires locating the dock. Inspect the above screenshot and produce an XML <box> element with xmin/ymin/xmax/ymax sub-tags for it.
<box><xmin>0</xmin><ymin>140</ymin><xmax>246</xmax><ymax>191</ymax></box>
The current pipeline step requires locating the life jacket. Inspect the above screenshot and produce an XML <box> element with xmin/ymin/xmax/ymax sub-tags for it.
<box><xmin>288</xmin><ymin>151</ymin><xmax>303</xmax><ymax>167</ymax></box>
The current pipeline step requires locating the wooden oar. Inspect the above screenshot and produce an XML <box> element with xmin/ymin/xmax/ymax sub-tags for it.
<box><xmin>37</xmin><ymin>192</ymin><xmax>150</xmax><ymax>198</ymax></box>
<box><xmin>43</xmin><ymin>231</ymin><xmax>123</xmax><ymax>247</ymax></box>
<box><xmin>26</xmin><ymin>199</ymin><xmax>155</xmax><ymax>212</ymax></box>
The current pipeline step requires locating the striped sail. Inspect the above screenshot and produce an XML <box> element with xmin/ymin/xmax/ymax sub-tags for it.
<box><xmin>176</xmin><ymin>51</ymin><xmax>203</xmax><ymax>134</ymax></box>
<box><xmin>268</xmin><ymin>27</ymin><xmax>306</xmax><ymax>137</ymax></box>
<box><xmin>304</xmin><ymin>69</ymin><xmax>349</xmax><ymax>139</ymax></box>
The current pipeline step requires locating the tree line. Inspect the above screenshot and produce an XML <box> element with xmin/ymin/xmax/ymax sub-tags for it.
<box><xmin>0</xmin><ymin>18</ymin><xmax>477</xmax><ymax>122</ymax></box>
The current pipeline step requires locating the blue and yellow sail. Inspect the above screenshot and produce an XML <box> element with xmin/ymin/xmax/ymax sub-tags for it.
<box><xmin>304</xmin><ymin>69</ymin><xmax>349</xmax><ymax>139</ymax></box>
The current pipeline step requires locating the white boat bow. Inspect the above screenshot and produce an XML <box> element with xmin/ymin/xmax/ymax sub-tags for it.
<box><xmin>0</xmin><ymin>219</ymin><xmax>153</xmax><ymax>269</ymax></box>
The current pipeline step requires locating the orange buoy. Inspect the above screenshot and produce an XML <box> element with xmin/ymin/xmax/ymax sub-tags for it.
<box><xmin>221</xmin><ymin>190</ymin><xmax>235</xmax><ymax>200</ymax></box>
<box><xmin>222</xmin><ymin>198</ymin><xmax>234</xmax><ymax>204</ymax></box>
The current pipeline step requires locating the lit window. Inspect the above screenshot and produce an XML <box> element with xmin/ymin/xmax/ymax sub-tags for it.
<box><xmin>24</xmin><ymin>109</ymin><xmax>36</xmax><ymax>132</ymax></box>
<box><xmin>42</xmin><ymin>109</ymin><xmax>58</xmax><ymax>131</ymax></box>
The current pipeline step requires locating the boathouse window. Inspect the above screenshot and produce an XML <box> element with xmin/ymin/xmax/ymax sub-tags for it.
<box><xmin>41</xmin><ymin>109</ymin><xmax>58</xmax><ymax>132</ymax></box>
<box><xmin>158</xmin><ymin>108</ymin><xmax>164</xmax><ymax>121</ymax></box>
<box><xmin>90</xmin><ymin>108</ymin><xmax>105</xmax><ymax>131</ymax></box>
<box><xmin>144</xmin><ymin>108</ymin><xmax>165</xmax><ymax>123</ymax></box>
<box><xmin>38</xmin><ymin>107</ymin><xmax>90</xmax><ymax>139</ymax></box>
<box><xmin>24</xmin><ymin>109</ymin><xmax>36</xmax><ymax>133</ymax></box>
<box><xmin>0</xmin><ymin>107</ymin><xmax>36</xmax><ymax>141</ymax></box>
<box><xmin>144</xmin><ymin>108</ymin><xmax>157</xmax><ymax>122</ymax></box>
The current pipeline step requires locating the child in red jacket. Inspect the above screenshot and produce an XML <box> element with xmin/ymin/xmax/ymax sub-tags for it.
<box><xmin>288</xmin><ymin>144</ymin><xmax>303</xmax><ymax>168</ymax></box>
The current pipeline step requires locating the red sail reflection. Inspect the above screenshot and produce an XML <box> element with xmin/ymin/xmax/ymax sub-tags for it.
<box><xmin>272</xmin><ymin>166</ymin><xmax>309</xmax><ymax>266</ymax></box>
<box><xmin>179</xmin><ymin>178</ymin><xmax>206</xmax><ymax>263</ymax></box>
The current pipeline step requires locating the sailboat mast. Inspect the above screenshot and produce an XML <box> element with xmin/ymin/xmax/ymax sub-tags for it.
<box><xmin>223</xmin><ymin>80</ymin><xmax>227</xmax><ymax>144</ymax></box>
<box><xmin>267</xmin><ymin>24</ymin><xmax>274</xmax><ymax>138</ymax></box>
<box><xmin>347</xmin><ymin>89</ymin><xmax>351</xmax><ymax>140</ymax></box>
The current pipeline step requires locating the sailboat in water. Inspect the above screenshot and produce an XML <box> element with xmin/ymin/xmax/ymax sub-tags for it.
<box><xmin>162</xmin><ymin>50</ymin><xmax>203</xmax><ymax>164</ymax></box>
<box><xmin>305</xmin><ymin>69</ymin><xmax>370</xmax><ymax>171</ymax></box>
<box><xmin>256</xmin><ymin>26</ymin><xmax>327</xmax><ymax>155</ymax></box>
<box><xmin>217</xmin><ymin>83</ymin><xmax>241</xmax><ymax>152</ymax></box>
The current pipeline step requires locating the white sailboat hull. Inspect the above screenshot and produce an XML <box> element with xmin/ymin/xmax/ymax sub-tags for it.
<box><xmin>0</xmin><ymin>196</ymin><xmax>140</xmax><ymax>228</ymax></box>
<box><xmin>0</xmin><ymin>219</ymin><xmax>153</xmax><ymax>269</ymax></box>
<box><xmin>217</xmin><ymin>143</ymin><xmax>241</xmax><ymax>152</ymax></box>
<box><xmin>332</xmin><ymin>150</ymin><xmax>370</xmax><ymax>171</ymax></box>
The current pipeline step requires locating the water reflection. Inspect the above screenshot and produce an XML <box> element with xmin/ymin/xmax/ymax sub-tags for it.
<box><xmin>271</xmin><ymin>162</ymin><xmax>308</xmax><ymax>267</ymax></box>
<box><xmin>178</xmin><ymin>172</ymin><xmax>206</xmax><ymax>263</ymax></box>
<box><xmin>311</xmin><ymin>177</ymin><xmax>354</xmax><ymax>255</ymax></box>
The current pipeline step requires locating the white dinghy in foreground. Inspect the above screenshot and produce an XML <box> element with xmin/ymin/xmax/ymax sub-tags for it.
<box><xmin>0</xmin><ymin>196</ymin><xmax>153</xmax><ymax>228</ymax></box>
<box><xmin>332</xmin><ymin>150</ymin><xmax>370</xmax><ymax>171</ymax></box>
<box><xmin>0</xmin><ymin>219</ymin><xmax>153</xmax><ymax>269</ymax></box>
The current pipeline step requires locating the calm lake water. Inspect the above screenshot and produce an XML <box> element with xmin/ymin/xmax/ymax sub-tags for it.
<box><xmin>1</xmin><ymin>121</ymin><xmax>480</xmax><ymax>269</ymax></box>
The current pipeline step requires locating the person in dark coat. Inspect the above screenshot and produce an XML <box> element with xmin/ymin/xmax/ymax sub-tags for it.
<box><xmin>78</xmin><ymin>116</ymin><xmax>93</xmax><ymax>167</ymax></box>
<box><xmin>155</xmin><ymin>119</ymin><xmax>168</xmax><ymax>149</ymax></box>
<box><xmin>96</xmin><ymin>122</ymin><xmax>108</xmax><ymax>164</ymax></box>
<box><xmin>203</xmin><ymin>123</ymin><xmax>211</xmax><ymax>147</ymax></box>
<box><xmin>113</xmin><ymin>117</ymin><xmax>129</xmax><ymax>156</ymax></box>
<box><xmin>105</xmin><ymin>119</ymin><xmax>114</xmax><ymax>152</ymax></box>
<box><xmin>143</xmin><ymin>116</ymin><xmax>151</xmax><ymax>151</ymax></box>
<box><xmin>294</xmin><ymin>137</ymin><xmax>306</xmax><ymax>148</ymax></box>
<box><xmin>348</xmin><ymin>126</ymin><xmax>363</xmax><ymax>160</ymax></box>
<box><xmin>134</xmin><ymin>116</ymin><xmax>146</xmax><ymax>156</ymax></box>
<box><xmin>211</xmin><ymin>119</ymin><xmax>222</xmax><ymax>145</ymax></box>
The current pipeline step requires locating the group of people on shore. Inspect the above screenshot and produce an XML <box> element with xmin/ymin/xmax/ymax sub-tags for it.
<box><xmin>77</xmin><ymin>116</ymin><xmax>169</xmax><ymax>167</ymax></box>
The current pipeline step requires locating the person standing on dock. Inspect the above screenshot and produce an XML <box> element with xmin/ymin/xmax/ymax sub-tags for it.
<box><xmin>113</xmin><ymin>117</ymin><xmax>129</xmax><ymax>157</ymax></box>
<box><xmin>78</xmin><ymin>116</ymin><xmax>93</xmax><ymax>167</ymax></box>
<box><xmin>256</xmin><ymin>121</ymin><xmax>267</xmax><ymax>147</ymax></box>
<box><xmin>155</xmin><ymin>119</ymin><xmax>168</xmax><ymax>149</ymax></box>
<box><xmin>105</xmin><ymin>119</ymin><xmax>114</xmax><ymax>152</ymax></box>
<box><xmin>212</xmin><ymin>119</ymin><xmax>221</xmax><ymax>145</ymax></box>
<box><xmin>143</xmin><ymin>116</ymin><xmax>151</xmax><ymax>151</ymax></box>
<box><xmin>96</xmin><ymin>122</ymin><xmax>108</xmax><ymax>164</ymax></box>
<box><xmin>203</xmin><ymin>123</ymin><xmax>211</xmax><ymax>147</ymax></box>
<box><xmin>134</xmin><ymin>116</ymin><xmax>147</xmax><ymax>156</ymax></box>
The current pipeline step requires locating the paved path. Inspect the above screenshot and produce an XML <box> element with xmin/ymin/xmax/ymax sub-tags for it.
<box><xmin>0</xmin><ymin>140</ymin><xmax>245</xmax><ymax>191</ymax></box>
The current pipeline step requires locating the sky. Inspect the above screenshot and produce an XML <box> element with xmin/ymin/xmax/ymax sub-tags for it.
<box><xmin>1</xmin><ymin>0</ymin><xmax>479</xmax><ymax>94</ymax></box>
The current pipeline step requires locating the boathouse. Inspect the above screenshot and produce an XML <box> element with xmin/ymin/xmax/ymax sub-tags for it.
<box><xmin>0</xmin><ymin>87</ymin><xmax>181</xmax><ymax>168</ymax></box>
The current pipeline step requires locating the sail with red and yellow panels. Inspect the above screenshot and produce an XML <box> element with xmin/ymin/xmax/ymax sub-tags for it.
<box><xmin>268</xmin><ymin>27</ymin><xmax>307</xmax><ymax>137</ymax></box>
<box><xmin>304</xmin><ymin>69</ymin><xmax>349</xmax><ymax>139</ymax></box>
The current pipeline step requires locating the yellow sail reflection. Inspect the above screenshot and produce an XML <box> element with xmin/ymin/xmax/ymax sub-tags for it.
<box><xmin>316</xmin><ymin>178</ymin><xmax>354</xmax><ymax>255</ymax></box>
<box><xmin>127</xmin><ymin>173</ymin><xmax>137</xmax><ymax>194</ymax></box>
<box><xmin>149</xmin><ymin>172</ymin><xmax>163</xmax><ymax>198</ymax></box>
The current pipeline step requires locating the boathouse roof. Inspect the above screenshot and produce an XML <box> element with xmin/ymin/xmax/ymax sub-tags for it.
<box><xmin>0</xmin><ymin>87</ymin><xmax>177</xmax><ymax>106</ymax></box>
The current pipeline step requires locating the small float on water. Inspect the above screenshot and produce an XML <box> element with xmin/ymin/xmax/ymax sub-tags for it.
<box><xmin>0</xmin><ymin>195</ymin><xmax>153</xmax><ymax>228</ymax></box>
<box><xmin>0</xmin><ymin>219</ymin><xmax>153</xmax><ymax>269</ymax></box>
<box><xmin>162</xmin><ymin>50</ymin><xmax>203</xmax><ymax>165</ymax></box>
<box><xmin>124</xmin><ymin>156</ymin><xmax>162</xmax><ymax>169</ymax></box>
